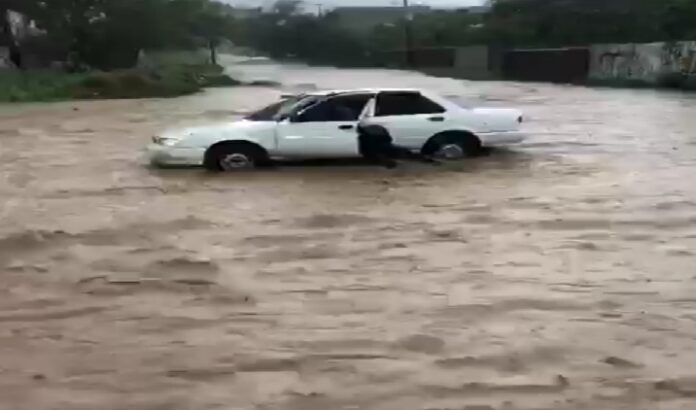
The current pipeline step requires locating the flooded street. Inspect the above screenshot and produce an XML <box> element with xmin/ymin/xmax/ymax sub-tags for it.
<box><xmin>2</xmin><ymin>57</ymin><xmax>696</xmax><ymax>410</ymax></box>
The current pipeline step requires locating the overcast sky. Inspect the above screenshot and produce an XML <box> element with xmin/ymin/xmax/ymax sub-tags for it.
<box><xmin>223</xmin><ymin>0</ymin><xmax>485</xmax><ymax>9</ymax></box>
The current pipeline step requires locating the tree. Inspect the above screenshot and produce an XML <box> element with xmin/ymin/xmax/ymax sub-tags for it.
<box><xmin>1</xmin><ymin>0</ymin><xmax>44</xmax><ymax>68</ymax></box>
<box><xmin>485</xmin><ymin>0</ymin><xmax>696</xmax><ymax>47</ymax></box>
<box><xmin>190</xmin><ymin>1</ymin><xmax>236</xmax><ymax>65</ymax></box>
<box><xmin>3</xmin><ymin>0</ymin><xmax>239</xmax><ymax>70</ymax></box>
<box><xmin>25</xmin><ymin>0</ymin><xmax>106</xmax><ymax>68</ymax></box>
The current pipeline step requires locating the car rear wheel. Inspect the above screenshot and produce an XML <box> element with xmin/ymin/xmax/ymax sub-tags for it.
<box><xmin>423</xmin><ymin>132</ymin><xmax>482</xmax><ymax>160</ymax></box>
<box><xmin>204</xmin><ymin>143</ymin><xmax>267</xmax><ymax>172</ymax></box>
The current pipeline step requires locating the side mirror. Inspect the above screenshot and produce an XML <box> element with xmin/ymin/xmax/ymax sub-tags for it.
<box><xmin>278</xmin><ymin>113</ymin><xmax>299</xmax><ymax>123</ymax></box>
<box><xmin>289</xmin><ymin>112</ymin><xmax>306</xmax><ymax>123</ymax></box>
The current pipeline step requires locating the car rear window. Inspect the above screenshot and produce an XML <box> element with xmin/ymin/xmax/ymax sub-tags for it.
<box><xmin>375</xmin><ymin>92</ymin><xmax>445</xmax><ymax>116</ymax></box>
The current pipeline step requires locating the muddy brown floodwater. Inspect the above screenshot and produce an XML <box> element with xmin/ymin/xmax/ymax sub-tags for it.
<box><xmin>2</xmin><ymin>57</ymin><xmax>696</xmax><ymax>410</ymax></box>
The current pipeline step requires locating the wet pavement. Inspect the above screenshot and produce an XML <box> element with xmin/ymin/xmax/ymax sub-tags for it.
<box><xmin>1</xmin><ymin>56</ymin><xmax>696</xmax><ymax>410</ymax></box>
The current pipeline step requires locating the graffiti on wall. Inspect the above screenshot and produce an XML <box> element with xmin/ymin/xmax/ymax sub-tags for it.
<box><xmin>591</xmin><ymin>41</ymin><xmax>696</xmax><ymax>81</ymax></box>
<box><xmin>663</xmin><ymin>42</ymin><xmax>696</xmax><ymax>76</ymax></box>
<box><xmin>593</xmin><ymin>43</ymin><xmax>663</xmax><ymax>80</ymax></box>
<box><xmin>598</xmin><ymin>50</ymin><xmax>642</xmax><ymax>78</ymax></box>
<box><xmin>682</xmin><ymin>51</ymin><xmax>696</xmax><ymax>75</ymax></box>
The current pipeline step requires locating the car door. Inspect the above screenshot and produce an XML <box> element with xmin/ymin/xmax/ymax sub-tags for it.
<box><xmin>275</xmin><ymin>93</ymin><xmax>373</xmax><ymax>158</ymax></box>
<box><xmin>368</xmin><ymin>91</ymin><xmax>450</xmax><ymax>150</ymax></box>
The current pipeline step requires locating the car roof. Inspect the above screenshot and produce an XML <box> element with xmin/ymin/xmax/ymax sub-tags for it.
<box><xmin>282</xmin><ymin>88</ymin><xmax>427</xmax><ymax>98</ymax></box>
<box><xmin>314</xmin><ymin>88</ymin><xmax>424</xmax><ymax>95</ymax></box>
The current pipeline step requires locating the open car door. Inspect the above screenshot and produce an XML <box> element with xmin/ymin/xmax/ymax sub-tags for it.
<box><xmin>276</xmin><ymin>93</ymin><xmax>374</xmax><ymax>158</ymax></box>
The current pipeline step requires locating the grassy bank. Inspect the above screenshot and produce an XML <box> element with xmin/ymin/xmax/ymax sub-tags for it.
<box><xmin>0</xmin><ymin>63</ymin><xmax>241</xmax><ymax>103</ymax></box>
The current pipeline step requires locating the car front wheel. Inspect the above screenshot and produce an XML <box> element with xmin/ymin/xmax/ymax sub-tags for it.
<box><xmin>204</xmin><ymin>143</ymin><xmax>266</xmax><ymax>172</ymax></box>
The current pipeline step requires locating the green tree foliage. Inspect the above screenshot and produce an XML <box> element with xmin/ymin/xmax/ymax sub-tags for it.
<box><xmin>485</xmin><ymin>0</ymin><xmax>696</xmax><ymax>47</ymax></box>
<box><xmin>9</xmin><ymin>0</ymin><xmax>696</xmax><ymax>71</ymax></box>
<box><xmin>239</xmin><ymin>5</ymin><xmax>368</xmax><ymax>67</ymax></box>
<box><xmin>190</xmin><ymin>1</ymin><xmax>236</xmax><ymax>65</ymax></box>
<box><xmin>9</xmin><ymin>0</ymin><xmax>237</xmax><ymax>70</ymax></box>
<box><xmin>239</xmin><ymin>0</ymin><xmax>696</xmax><ymax>67</ymax></box>
<box><xmin>368</xmin><ymin>10</ymin><xmax>485</xmax><ymax>51</ymax></box>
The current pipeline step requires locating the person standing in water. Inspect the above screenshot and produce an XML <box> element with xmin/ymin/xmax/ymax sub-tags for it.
<box><xmin>357</xmin><ymin>98</ymin><xmax>439</xmax><ymax>168</ymax></box>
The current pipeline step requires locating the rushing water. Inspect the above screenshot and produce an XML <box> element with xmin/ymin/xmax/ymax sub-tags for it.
<box><xmin>1</xmin><ymin>56</ymin><xmax>696</xmax><ymax>410</ymax></box>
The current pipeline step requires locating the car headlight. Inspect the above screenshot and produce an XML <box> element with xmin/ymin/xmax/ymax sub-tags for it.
<box><xmin>152</xmin><ymin>136</ymin><xmax>181</xmax><ymax>146</ymax></box>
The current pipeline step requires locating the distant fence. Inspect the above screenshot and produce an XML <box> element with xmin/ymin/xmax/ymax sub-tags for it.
<box><xmin>374</xmin><ymin>47</ymin><xmax>456</xmax><ymax>68</ymax></box>
<box><xmin>501</xmin><ymin>47</ymin><xmax>591</xmax><ymax>83</ymax></box>
<box><xmin>373</xmin><ymin>41</ymin><xmax>696</xmax><ymax>85</ymax></box>
<box><xmin>375</xmin><ymin>46</ymin><xmax>593</xmax><ymax>83</ymax></box>
<box><xmin>374</xmin><ymin>46</ymin><xmax>493</xmax><ymax>79</ymax></box>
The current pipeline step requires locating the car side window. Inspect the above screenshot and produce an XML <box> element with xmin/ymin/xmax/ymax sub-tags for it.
<box><xmin>375</xmin><ymin>92</ymin><xmax>445</xmax><ymax>116</ymax></box>
<box><xmin>296</xmin><ymin>94</ymin><xmax>373</xmax><ymax>123</ymax></box>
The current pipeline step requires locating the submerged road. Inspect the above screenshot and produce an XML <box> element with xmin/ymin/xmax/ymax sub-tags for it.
<box><xmin>1</xmin><ymin>56</ymin><xmax>696</xmax><ymax>409</ymax></box>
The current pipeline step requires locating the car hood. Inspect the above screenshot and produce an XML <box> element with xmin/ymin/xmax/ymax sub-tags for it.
<box><xmin>162</xmin><ymin>119</ymin><xmax>277</xmax><ymax>147</ymax></box>
<box><xmin>163</xmin><ymin>119</ymin><xmax>274</xmax><ymax>139</ymax></box>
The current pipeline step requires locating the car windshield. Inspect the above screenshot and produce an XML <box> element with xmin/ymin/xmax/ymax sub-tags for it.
<box><xmin>245</xmin><ymin>95</ymin><xmax>321</xmax><ymax>121</ymax></box>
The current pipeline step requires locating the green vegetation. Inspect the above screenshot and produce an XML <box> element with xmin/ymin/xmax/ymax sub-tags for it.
<box><xmin>0</xmin><ymin>64</ymin><xmax>233</xmax><ymax>102</ymax></box>
<box><xmin>237</xmin><ymin>0</ymin><xmax>696</xmax><ymax>66</ymax></box>
<box><xmin>0</xmin><ymin>0</ymin><xmax>245</xmax><ymax>102</ymax></box>
<box><xmin>4</xmin><ymin>0</ymin><xmax>696</xmax><ymax>100</ymax></box>
<box><xmin>2</xmin><ymin>0</ymin><xmax>238</xmax><ymax>70</ymax></box>
<box><xmin>485</xmin><ymin>0</ymin><xmax>696</xmax><ymax>47</ymax></box>
<box><xmin>0</xmin><ymin>71</ymin><xmax>86</xmax><ymax>102</ymax></box>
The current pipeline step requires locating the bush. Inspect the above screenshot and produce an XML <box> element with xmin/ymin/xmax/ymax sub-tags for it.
<box><xmin>202</xmin><ymin>73</ymin><xmax>242</xmax><ymax>87</ymax></box>
<box><xmin>72</xmin><ymin>69</ymin><xmax>201</xmax><ymax>99</ymax></box>
<box><xmin>0</xmin><ymin>71</ymin><xmax>87</xmax><ymax>102</ymax></box>
<box><xmin>0</xmin><ymin>62</ymin><xmax>243</xmax><ymax>103</ymax></box>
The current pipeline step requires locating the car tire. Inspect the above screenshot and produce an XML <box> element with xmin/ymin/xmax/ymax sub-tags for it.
<box><xmin>422</xmin><ymin>132</ymin><xmax>482</xmax><ymax>160</ymax></box>
<box><xmin>204</xmin><ymin>142</ymin><xmax>268</xmax><ymax>172</ymax></box>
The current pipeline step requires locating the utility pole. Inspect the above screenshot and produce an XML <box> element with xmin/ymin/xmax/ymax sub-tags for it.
<box><xmin>309</xmin><ymin>2</ymin><xmax>323</xmax><ymax>16</ymax></box>
<box><xmin>301</xmin><ymin>1</ymin><xmax>323</xmax><ymax>16</ymax></box>
<box><xmin>402</xmin><ymin>0</ymin><xmax>414</xmax><ymax>67</ymax></box>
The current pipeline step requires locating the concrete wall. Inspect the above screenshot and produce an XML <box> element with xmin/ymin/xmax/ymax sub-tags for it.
<box><xmin>453</xmin><ymin>46</ymin><xmax>492</xmax><ymax>80</ymax></box>
<box><xmin>415</xmin><ymin>41</ymin><xmax>696</xmax><ymax>84</ymax></box>
<box><xmin>502</xmin><ymin>47</ymin><xmax>590</xmax><ymax>83</ymax></box>
<box><xmin>589</xmin><ymin>41</ymin><xmax>696</xmax><ymax>83</ymax></box>
<box><xmin>416</xmin><ymin>46</ymin><xmax>495</xmax><ymax>80</ymax></box>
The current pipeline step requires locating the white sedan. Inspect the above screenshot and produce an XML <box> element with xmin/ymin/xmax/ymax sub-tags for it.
<box><xmin>147</xmin><ymin>88</ymin><xmax>526</xmax><ymax>171</ymax></box>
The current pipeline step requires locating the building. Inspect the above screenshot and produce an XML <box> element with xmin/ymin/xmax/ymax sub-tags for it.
<box><xmin>329</xmin><ymin>5</ymin><xmax>432</xmax><ymax>34</ymax></box>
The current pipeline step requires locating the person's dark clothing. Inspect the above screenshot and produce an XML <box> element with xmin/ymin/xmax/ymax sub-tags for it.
<box><xmin>357</xmin><ymin>123</ymin><xmax>438</xmax><ymax>168</ymax></box>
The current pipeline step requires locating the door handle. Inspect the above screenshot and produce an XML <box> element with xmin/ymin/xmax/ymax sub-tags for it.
<box><xmin>338</xmin><ymin>124</ymin><xmax>354</xmax><ymax>130</ymax></box>
<box><xmin>428</xmin><ymin>116</ymin><xmax>445</xmax><ymax>122</ymax></box>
